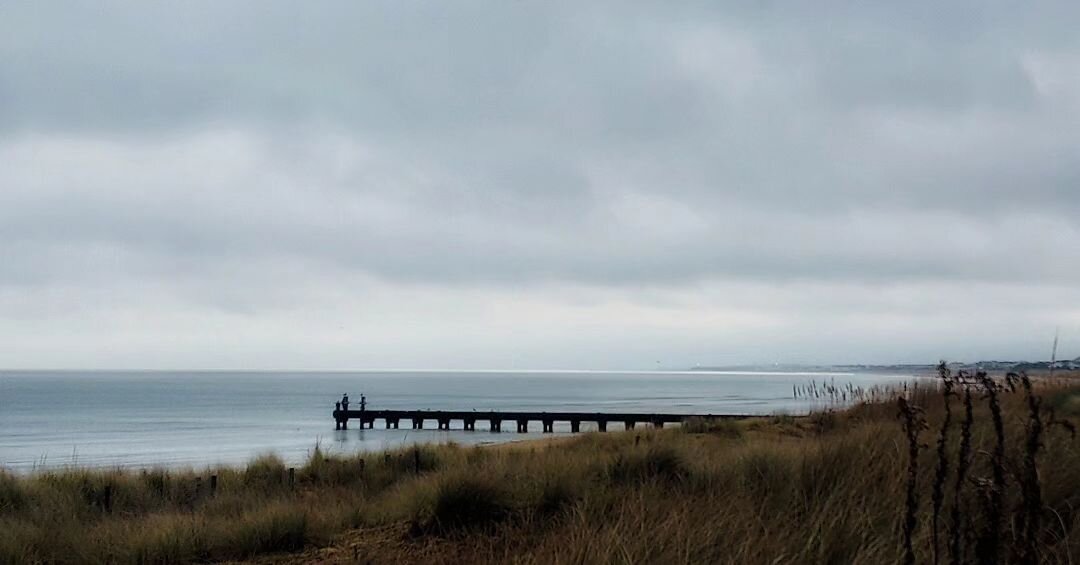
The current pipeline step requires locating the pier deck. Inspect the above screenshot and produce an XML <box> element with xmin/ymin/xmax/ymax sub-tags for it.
<box><xmin>332</xmin><ymin>408</ymin><xmax>744</xmax><ymax>432</ymax></box>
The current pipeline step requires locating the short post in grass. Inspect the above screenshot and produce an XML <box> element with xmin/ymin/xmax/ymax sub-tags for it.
<box><xmin>288</xmin><ymin>467</ymin><xmax>296</xmax><ymax>490</ymax></box>
<box><xmin>210</xmin><ymin>474</ymin><xmax>218</xmax><ymax>497</ymax></box>
<box><xmin>102</xmin><ymin>484</ymin><xmax>112</xmax><ymax>513</ymax></box>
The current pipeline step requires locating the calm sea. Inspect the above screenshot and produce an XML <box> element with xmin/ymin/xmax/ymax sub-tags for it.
<box><xmin>0</xmin><ymin>370</ymin><xmax>914</xmax><ymax>473</ymax></box>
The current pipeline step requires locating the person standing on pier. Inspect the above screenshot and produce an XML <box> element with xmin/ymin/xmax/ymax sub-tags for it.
<box><xmin>341</xmin><ymin>393</ymin><xmax>349</xmax><ymax>411</ymax></box>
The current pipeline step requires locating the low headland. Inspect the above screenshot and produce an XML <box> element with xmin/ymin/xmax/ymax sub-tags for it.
<box><xmin>2</xmin><ymin>369</ymin><xmax>1079</xmax><ymax>564</ymax></box>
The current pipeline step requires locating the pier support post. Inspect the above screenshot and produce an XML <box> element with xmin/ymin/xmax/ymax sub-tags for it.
<box><xmin>331</xmin><ymin>400</ymin><xmax>747</xmax><ymax>437</ymax></box>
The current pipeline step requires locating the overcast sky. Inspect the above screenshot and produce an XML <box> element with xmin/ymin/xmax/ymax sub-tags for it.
<box><xmin>1</xmin><ymin>2</ymin><xmax>1078</xmax><ymax>370</ymax></box>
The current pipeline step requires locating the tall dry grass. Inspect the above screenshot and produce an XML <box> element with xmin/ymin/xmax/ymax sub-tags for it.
<box><xmin>1</xmin><ymin>373</ymin><xmax>1078</xmax><ymax>564</ymax></box>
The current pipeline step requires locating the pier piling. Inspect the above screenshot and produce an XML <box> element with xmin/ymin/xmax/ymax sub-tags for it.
<box><xmin>333</xmin><ymin>403</ymin><xmax>743</xmax><ymax>434</ymax></box>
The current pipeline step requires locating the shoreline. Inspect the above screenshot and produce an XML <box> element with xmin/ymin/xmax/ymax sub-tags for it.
<box><xmin>0</xmin><ymin>429</ymin><xmax>623</xmax><ymax>477</ymax></box>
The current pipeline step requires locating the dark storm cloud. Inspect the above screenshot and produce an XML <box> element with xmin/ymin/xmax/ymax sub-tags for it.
<box><xmin>1</xmin><ymin>1</ymin><xmax>1078</xmax><ymax>367</ymax></box>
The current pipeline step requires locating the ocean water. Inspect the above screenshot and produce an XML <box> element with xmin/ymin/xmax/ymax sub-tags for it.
<box><xmin>0</xmin><ymin>370</ymin><xmax>915</xmax><ymax>473</ymax></box>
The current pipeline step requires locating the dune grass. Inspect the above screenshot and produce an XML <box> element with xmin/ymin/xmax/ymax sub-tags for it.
<box><xmin>2</xmin><ymin>372</ymin><xmax>1079</xmax><ymax>564</ymax></box>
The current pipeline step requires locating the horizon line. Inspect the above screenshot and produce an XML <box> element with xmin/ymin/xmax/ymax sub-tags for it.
<box><xmin>0</xmin><ymin>367</ymin><xmax>928</xmax><ymax>377</ymax></box>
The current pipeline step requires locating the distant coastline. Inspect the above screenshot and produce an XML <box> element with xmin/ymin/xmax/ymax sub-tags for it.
<box><xmin>689</xmin><ymin>357</ymin><xmax>1080</xmax><ymax>374</ymax></box>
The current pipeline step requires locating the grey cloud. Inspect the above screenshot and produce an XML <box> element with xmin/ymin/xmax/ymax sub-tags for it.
<box><xmin>1</xmin><ymin>2</ymin><xmax>1079</xmax><ymax>366</ymax></box>
<box><xmin>2</xmin><ymin>132</ymin><xmax>1077</xmax><ymax>290</ymax></box>
<box><xmin>3</xmin><ymin>3</ymin><xmax>1079</xmax><ymax>219</ymax></box>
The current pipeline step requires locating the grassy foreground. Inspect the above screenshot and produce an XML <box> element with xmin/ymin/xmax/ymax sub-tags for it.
<box><xmin>2</xmin><ymin>373</ymin><xmax>1079</xmax><ymax>564</ymax></box>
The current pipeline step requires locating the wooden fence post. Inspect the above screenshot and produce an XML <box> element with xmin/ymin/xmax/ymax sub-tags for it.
<box><xmin>102</xmin><ymin>484</ymin><xmax>113</xmax><ymax>513</ymax></box>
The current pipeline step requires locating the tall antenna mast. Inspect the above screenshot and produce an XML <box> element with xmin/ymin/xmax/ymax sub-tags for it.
<box><xmin>1050</xmin><ymin>327</ymin><xmax>1060</xmax><ymax>379</ymax></box>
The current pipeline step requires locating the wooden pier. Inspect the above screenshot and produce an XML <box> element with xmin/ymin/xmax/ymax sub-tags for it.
<box><xmin>332</xmin><ymin>396</ymin><xmax>742</xmax><ymax>432</ymax></box>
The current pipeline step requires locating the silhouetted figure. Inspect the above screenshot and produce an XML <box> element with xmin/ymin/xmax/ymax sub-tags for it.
<box><xmin>335</xmin><ymin>401</ymin><xmax>341</xmax><ymax>411</ymax></box>
<box><xmin>342</xmin><ymin>394</ymin><xmax>350</xmax><ymax>411</ymax></box>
